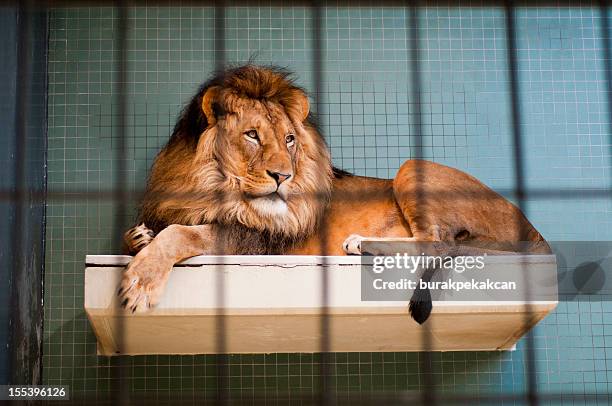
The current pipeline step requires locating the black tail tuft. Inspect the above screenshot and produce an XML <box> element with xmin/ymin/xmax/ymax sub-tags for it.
<box><xmin>409</xmin><ymin>286</ymin><xmax>432</xmax><ymax>324</ymax></box>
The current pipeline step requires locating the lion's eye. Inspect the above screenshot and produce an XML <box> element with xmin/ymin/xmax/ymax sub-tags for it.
<box><xmin>244</xmin><ymin>130</ymin><xmax>259</xmax><ymax>144</ymax></box>
<box><xmin>286</xmin><ymin>134</ymin><xmax>295</xmax><ymax>147</ymax></box>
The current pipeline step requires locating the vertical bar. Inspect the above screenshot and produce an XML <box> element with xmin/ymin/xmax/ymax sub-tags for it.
<box><xmin>406</xmin><ymin>3</ymin><xmax>435</xmax><ymax>405</ymax></box>
<box><xmin>112</xmin><ymin>0</ymin><xmax>129</xmax><ymax>404</ymax></box>
<box><xmin>213</xmin><ymin>1</ymin><xmax>228</xmax><ymax>404</ymax></box>
<box><xmin>311</xmin><ymin>1</ymin><xmax>330</xmax><ymax>404</ymax></box>
<box><xmin>504</xmin><ymin>2</ymin><xmax>538</xmax><ymax>406</ymax></box>
<box><xmin>505</xmin><ymin>3</ymin><xmax>525</xmax><ymax>204</ymax></box>
<box><xmin>407</xmin><ymin>4</ymin><xmax>423</xmax><ymax>159</ymax></box>
<box><xmin>113</xmin><ymin>0</ymin><xmax>129</xmax><ymax>281</ymax></box>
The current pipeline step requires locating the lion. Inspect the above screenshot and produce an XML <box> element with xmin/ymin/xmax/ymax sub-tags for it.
<box><xmin>118</xmin><ymin>64</ymin><xmax>550</xmax><ymax>323</ymax></box>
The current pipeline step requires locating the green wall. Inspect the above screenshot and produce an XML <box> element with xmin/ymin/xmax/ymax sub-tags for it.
<box><xmin>45</xmin><ymin>5</ymin><xmax>612</xmax><ymax>402</ymax></box>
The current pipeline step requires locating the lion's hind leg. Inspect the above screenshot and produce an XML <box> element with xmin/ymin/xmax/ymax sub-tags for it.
<box><xmin>387</xmin><ymin>160</ymin><xmax>547</xmax><ymax>324</ymax></box>
<box><xmin>123</xmin><ymin>223</ymin><xmax>156</xmax><ymax>255</ymax></box>
<box><xmin>392</xmin><ymin>159</ymin><xmax>547</xmax><ymax>249</ymax></box>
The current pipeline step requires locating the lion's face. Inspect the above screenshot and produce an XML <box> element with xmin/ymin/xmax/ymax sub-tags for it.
<box><xmin>216</xmin><ymin>99</ymin><xmax>298</xmax><ymax>217</ymax></box>
<box><xmin>143</xmin><ymin>66</ymin><xmax>333</xmax><ymax>241</ymax></box>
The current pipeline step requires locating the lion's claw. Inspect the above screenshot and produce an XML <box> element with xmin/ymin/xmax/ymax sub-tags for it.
<box><xmin>123</xmin><ymin>223</ymin><xmax>156</xmax><ymax>255</ymax></box>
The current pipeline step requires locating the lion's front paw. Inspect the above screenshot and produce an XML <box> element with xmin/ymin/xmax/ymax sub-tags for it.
<box><xmin>117</xmin><ymin>246</ymin><xmax>172</xmax><ymax>313</ymax></box>
<box><xmin>343</xmin><ymin>234</ymin><xmax>365</xmax><ymax>255</ymax></box>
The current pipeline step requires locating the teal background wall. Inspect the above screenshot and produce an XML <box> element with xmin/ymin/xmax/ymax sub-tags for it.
<box><xmin>44</xmin><ymin>4</ymin><xmax>612</xmax><ymax>403</ymax></box>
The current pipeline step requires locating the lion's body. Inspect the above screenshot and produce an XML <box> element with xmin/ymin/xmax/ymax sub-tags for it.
<box><xmin>288</xmin><ymin>161</ymin><xmax>548</xmax><ymax>256</ymax></box>
<box><xmin>119</xmin><ymin>65</ymin><xmax>549</xmax><ymax>319</ymax></box>
<box><xmin>288</xmin><ymin>174</ymin><xmax>410</xmax><ymax>255</ymax></box>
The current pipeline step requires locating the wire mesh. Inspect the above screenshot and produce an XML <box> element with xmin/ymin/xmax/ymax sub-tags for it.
<box><xmin>4</xmin><ymin>0</ymin><xmax>612</xmax><ymax>404</ymax></box>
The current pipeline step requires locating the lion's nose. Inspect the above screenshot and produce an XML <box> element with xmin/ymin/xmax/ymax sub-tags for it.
<box><xmin>266</xmin><ymin>170</ymin><xmax>292</xmax><ymax>186</ymax></box>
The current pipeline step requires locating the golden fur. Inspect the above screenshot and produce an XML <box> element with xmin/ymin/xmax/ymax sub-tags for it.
<box><xmin>138</xmin><ymin>65</ymin><xmax>332</xmax><ymax>247</ymax></box>
<box><xmin>119</xmin><ymin>65</ymin><xmax>549</xmax><ymax>321</ymax></box>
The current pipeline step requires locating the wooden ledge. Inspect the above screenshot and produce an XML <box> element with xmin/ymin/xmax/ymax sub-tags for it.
<box><xmin>85</xmin><ymin>254</ymin><xmax>558</xmax><ymax>355</ymax></box>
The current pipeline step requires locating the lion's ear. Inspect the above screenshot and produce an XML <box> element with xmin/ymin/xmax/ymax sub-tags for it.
<box><xmin>201</xmin><ymin>86</ymin><xmax>222</xmax><ymax>127</ymax></box>
<box><xmin>285</xmin><ymin>89</ymin><xmax>310</xmax><ymax>122</ymax></box>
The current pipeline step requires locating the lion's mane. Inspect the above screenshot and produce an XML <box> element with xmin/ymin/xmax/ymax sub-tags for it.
<box><xmin>138</xmin><ymin>65</ymin><xmax>333</xmax><ymax>254</ymax></box>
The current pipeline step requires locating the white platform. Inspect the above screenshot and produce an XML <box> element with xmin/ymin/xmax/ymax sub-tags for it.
<box><xmin>84</xmin><ymin>254</ymin><xmax>558</xmax><ymax>356</ymax></box>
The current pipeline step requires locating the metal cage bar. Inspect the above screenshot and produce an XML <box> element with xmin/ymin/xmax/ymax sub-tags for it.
<box><xmin>310</xmin><ymin>1</ymin><xmax>333</xmax><ymax>404</ymax></box>
<box><xmin>213</xmin><ymin>1</ymin><xmax>229</xmax><ymax>404</ymax></box>
<box><xmin>405</xmin><ymin>2</ymin><xmax>436</xmax><ymax>403</ymax></box>
<box><xmin>504</xmin><ymin>2</ymin><xmax>538</xmax><ymax>405</ymax></box>
<box><xmin>111</xmin><ymin>1</ymin><xmax>129</xmax><ymax>404</ymax></box>
<box><xmin>2</xmin><ymin>1</ymin><xmax>612</xmax><ymax>404</ymax></box>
